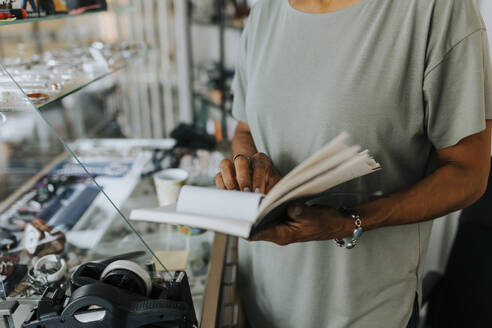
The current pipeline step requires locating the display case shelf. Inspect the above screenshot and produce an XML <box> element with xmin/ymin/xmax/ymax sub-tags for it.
<box><xmin>0</xmin><ymin>6</ymin><xmax>134</xmax><ymax>27</ymax></box>
<box><xmin>26</xmin><ymin>48</ymin><xmax>148</xmax><ymax>111</ymax></box>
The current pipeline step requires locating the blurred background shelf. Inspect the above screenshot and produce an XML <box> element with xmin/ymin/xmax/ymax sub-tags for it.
<box><xmin>193</xmin><ymin>91</ymin><xmax>232</xmax><ymax>116</ymax></box>
<box><xmin>0</xmin><ymin>5</ymin><xmax>135</xmax><ymax>27</ymax></box>
<box><xmin>192</xmin><ymin>18</ymin><xmax>244</xmax><ymax>31</ymax></box>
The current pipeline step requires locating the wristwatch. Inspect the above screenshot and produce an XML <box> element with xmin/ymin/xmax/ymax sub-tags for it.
<box><xmin>24</xmin><ymin>219</ymin><xmax>66</xmax><ymax>257</ymax></box>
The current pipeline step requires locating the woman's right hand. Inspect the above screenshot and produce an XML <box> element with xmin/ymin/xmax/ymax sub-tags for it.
<box><xmin>216</xmin><ymin>152</ymin><xmax>282</xmax><ymax>194</ymax></box>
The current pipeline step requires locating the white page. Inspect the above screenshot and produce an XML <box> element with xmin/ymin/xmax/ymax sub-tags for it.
<box><xmin>292</xmin><ymin>152</ymin><xmax>380</xmax><ymax>199</ymax></box>
<box><xmin>130</xmin><ymin>204</ymin><xmax>253</xmax><ymax>238</ymax></box>
<box><xmin>177</xmin><ymin>186</ymin><xmax>264</xmax><ymax>222</ymax></box>
<box><xmin>261</xmin><ymin>144</ymin><xmax>361</xmax><ymax>214</ymax></box>
<box><xmin>257</xmin><ymin>152</ymin><xmax>380</xmax><ymax>218</ymax></box>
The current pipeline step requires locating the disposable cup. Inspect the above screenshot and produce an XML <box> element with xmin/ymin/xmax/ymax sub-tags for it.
<box><xmin>153</xmin><ymin>169</ymin><xmax>188</xmax><ymax>206</ymax></box>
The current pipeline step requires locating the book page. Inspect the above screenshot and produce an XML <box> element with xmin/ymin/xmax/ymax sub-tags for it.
<box><xmin>130</xmin><ymin>204</ymin><xmax>253</xmax><ymax>238</ymax></box>
<box><xmin>260</xmin><ymin>144</ymin><xmax>361</xmax><ymax>215</ymax></box>
<box><xmin>177</xmin><ymin>186</ymin><xmax>263</xmax><ymax>222</ymax></box>
<box><xmin>129</xmin><ymin>132</ymin><xmax>381</xmax><ymax>238</ymax></box>
<box><xmin>257</xmin><ymin>152</ymin><xmax>380</xmax><ymax>219</ymax></box>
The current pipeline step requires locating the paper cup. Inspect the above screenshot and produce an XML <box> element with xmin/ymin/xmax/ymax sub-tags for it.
<box><xmin>153</xmin><ymin>169</ymin><xmax>189</xmax><ymax>206</ymax></box>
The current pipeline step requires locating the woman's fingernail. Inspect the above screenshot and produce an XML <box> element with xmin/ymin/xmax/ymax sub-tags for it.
<box><xmin>243</xmin><ymin>187</ymin><xmax>250</xmax><ymax>192</ymax></box>
<box><xmin>255</xmin><ymin>188</ymin><xmax>261</xmax><ymax>193</ymax></box>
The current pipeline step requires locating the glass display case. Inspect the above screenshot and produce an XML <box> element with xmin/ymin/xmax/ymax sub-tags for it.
<box><xmin>0</xmin><ymin>1</ymin><xmax>228</xmax><ymax>327</ymax></box>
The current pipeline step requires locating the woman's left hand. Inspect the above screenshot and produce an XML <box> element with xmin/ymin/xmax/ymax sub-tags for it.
<box><xmin>249</xmin><ymin>204</ymin><xmax>354</xmax><ymax>245</ymax></box>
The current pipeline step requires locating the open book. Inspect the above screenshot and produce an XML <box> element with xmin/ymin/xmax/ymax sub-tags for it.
<box><xmin>130</xmin><ymin>132</ymin><xmax>381</xmax><ymax>238</ymax></box>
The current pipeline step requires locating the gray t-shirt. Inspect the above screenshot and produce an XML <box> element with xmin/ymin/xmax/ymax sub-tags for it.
<box><xmin>231</xmin><ymin>0</ymin><xmax>492</xmax><ymax>327</ymax></box>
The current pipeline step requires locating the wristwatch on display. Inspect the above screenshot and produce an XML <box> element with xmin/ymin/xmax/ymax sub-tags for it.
<box><xmin>0</xmin><ymin>255</ymin><xmax>28</xmax><ymax>296</ymax></box>
<box><xmin>24</xmin><ymin>219</ymin><xmax>66</xmax><ymax>257</ymax></box>
<box><xmin>27</xmin><ymin>254</ymin><xmax>67</xmax><ymax>292</ymax></box>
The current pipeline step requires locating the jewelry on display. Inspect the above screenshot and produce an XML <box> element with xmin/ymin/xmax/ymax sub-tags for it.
<box><xmin>0</xmin><ymin>254</ymin><xmax>28</xmax><ymax>297</ymax></box>
<box><xmin>31</xmin><ymin>254</ymin><xmax>67</xmax><ymax>285</ymax></box>
<box><xmin>0</xmin><ymin>255</ymin><xmax>19</xmax><ymax>282</ymax></box>
<box><xmin>26</xmin><ymin>93</ymin><xmax>49</xmax><ymax>103</ymax></box>
<box><xmin>28</xmin><ymin>255</ymin><xmax>67</xmax><ymax>294</ymax></box>
<box><xmin>51</xmin><ymin>82</ymin><xmax>62</xmax><ymax>91</ymax></box>
<box><xmin>24</xmin><ymin>219</ymin><xmax>66</xmax><ymax>257</ymax></box>
<box><xmin>334</xmin><ymin>208</ymin><xmax>364</xmax><ymax>250</ymax></box>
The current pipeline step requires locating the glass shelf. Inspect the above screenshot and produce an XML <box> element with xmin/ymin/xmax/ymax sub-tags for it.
<box><xmin>0</xmin><ymin>6</ymin><xmax>135</xmax><ymax>27</ymax></box>
<box><xmin>23</xmin><ymin>48</ymin><xmax>148</xmax><ymax>111</ymax></box>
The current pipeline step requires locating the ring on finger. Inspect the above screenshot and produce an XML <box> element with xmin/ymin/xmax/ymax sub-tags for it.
<box><xmin>233</xmin><ymin>153</ymin><xmax>250</xmax><ymax>163</ymax></box>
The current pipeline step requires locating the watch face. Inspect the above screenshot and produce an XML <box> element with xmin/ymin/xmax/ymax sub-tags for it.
<box><xmin>24</xmin><ymin>223</ymin><xmax>42</xmax><ymax>256</ymax></box>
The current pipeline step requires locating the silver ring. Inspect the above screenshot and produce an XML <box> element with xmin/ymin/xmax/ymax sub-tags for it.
<box><xmin>233</xmin><ymin>153</ymin><xmax>250</xmax><ymax>162</ymax></box>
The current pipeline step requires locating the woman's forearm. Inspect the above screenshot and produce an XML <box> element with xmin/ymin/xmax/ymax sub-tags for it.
<box><xmin>359</xmin><ymin>122</ymin><xmax>492</xmax><ymax>232</ymax></box>
<box><xmin>243</xmin><ymin>123</ymin><xmax>491</xmax><ymax>245</ymax></box>
<box><xmin>359</xmin><ymin>162</ymin><xmax>489</xmax><ymax>231</ymax></box>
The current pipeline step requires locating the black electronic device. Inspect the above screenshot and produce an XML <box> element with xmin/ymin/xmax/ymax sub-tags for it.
<box><xmin>22</xmin><ymin>259</ymin><xmax>198</xmax><ymax>328</ymax></box>
<box><xmin>170</xmin><ymin>123</ymin><xmax>216</xmax><ymax>150</ymax></box>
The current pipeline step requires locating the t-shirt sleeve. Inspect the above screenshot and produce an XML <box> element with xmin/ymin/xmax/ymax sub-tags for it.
<box><xmin>423</xmin><ymin>29</ymin><xmax>492</xmax><ymax>150</ymax></box>
<box><xmin>231</xmin><ymin>23</ymin><xmax>249</xmax><ymax>123</ymax></box>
